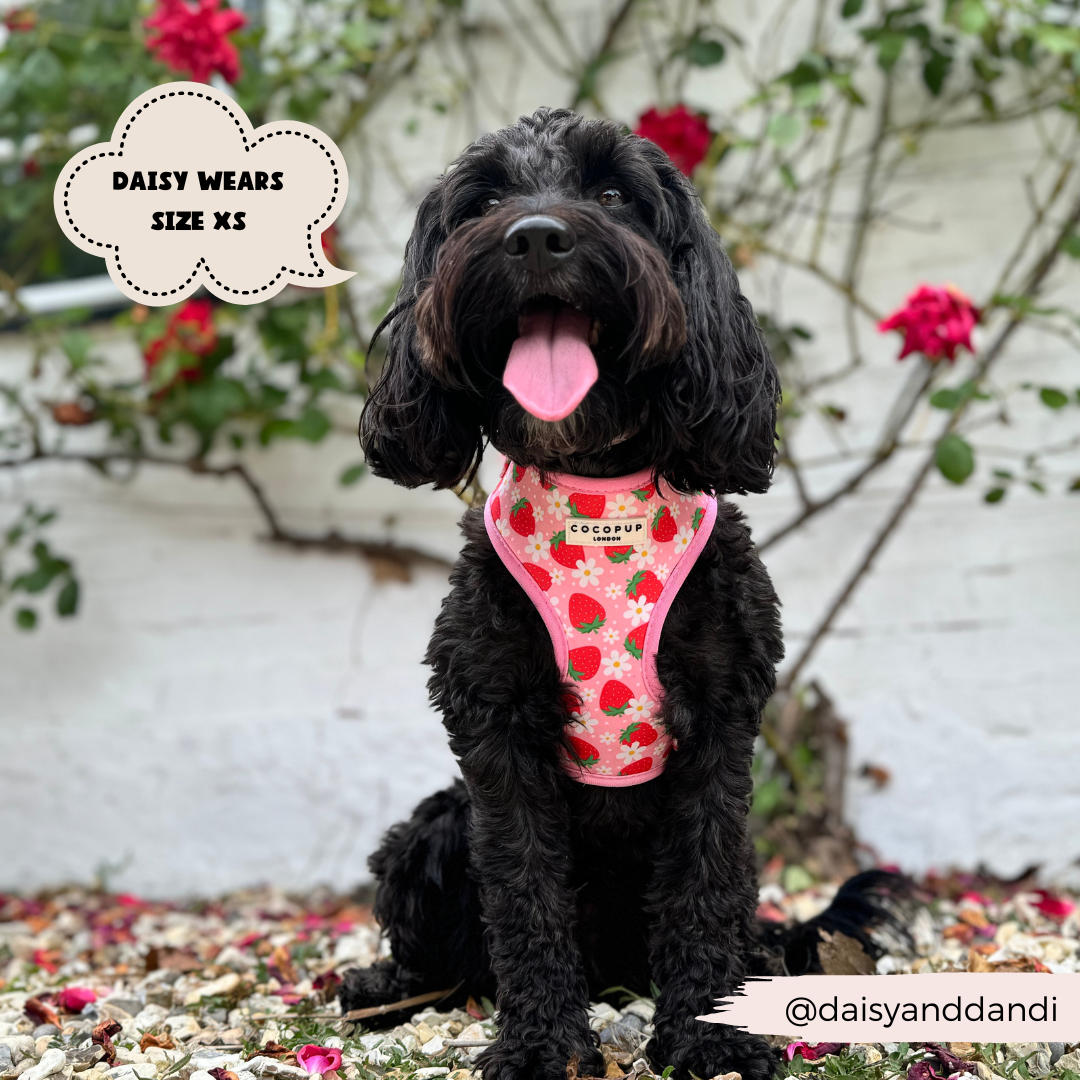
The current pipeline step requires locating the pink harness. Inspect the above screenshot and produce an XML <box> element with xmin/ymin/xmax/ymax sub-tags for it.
<box><xmin>485</xmin><ymin>462</ymin><xmax>717</xmax><ymax>787</ymax></box>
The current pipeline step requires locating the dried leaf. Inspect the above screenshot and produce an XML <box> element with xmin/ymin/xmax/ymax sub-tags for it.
<box><xmin>465</xmin><ymin>996</ymin><xmax>486</xmax><ymax>1020</ymax></box>
<box><xmin>92</xmin><ymin>1018</ymin><xmax>123</xmax><ymax>1065</ymax></box>
<box><xmin>269</xmin><ymin>944</ymin><xmax>298</xmax><ymax>985</ymax></box>
<box><xmin>567</xmin><ymin>1053</ymin><xmax>581</xmax><ymax>1080</ymax></box>
<box><xmin>247</xmin><ymin>1043</ymin><xmax>296</xmax><ymax>1065</ymax></box>
<box><xmin>818</xmin><ymin>929</ymin><xmax>876</xmax><ymax>975</ymax></box>
<box><xmin>140</xmin><ymin>1033</ymin><xmax>176</xmax><ymax>1052</ymax></box>
<box><xmin>25</xmin><ymin>997</ymin><xmax>61</xmax><ymax>1027</ymax></box>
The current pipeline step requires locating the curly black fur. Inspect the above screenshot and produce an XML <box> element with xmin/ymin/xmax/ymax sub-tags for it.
<box><xmin>345</xmin><ymin>109</ymin><xmax>898</xmax><ymax>1080</ymax></box>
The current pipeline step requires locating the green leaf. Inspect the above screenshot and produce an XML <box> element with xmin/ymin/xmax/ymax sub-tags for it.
<box><xmin>930</xmin><ymin>388</ymin><xmax>962</xmax><ymax>410</ymax></box>
<box><xmin>955</xmin><ymin>0</ymin><xmax>989</xmax><ymax>34</ymax></box>
<box><xmin>779</xmin><ymin>163</ymin><xmax>798</xmax><ymax>191</ymax></box>
<box><xmin>984</xmin><ymin>487</ymin><xmax>1006</xmax><ymax>503</ymax></box>
<box><xmin>936</xmin><ymin>433</ymin><xmax>975</xmax><ymax>484</ymax></box>
<box><xmin>841</xmin><ymin>0</ymin><xmax>863</xmax><ymax>17</ymax></box>
<box><xmin>1069</xmin><ymin>477</ymin><xmax>1080</xmax><ymax>492</ymax></box>
<box><xmin>685</xmin><ymin>37</ymin><xmax>726</xmax><ymax>67</ymax></box>
<box><xmin>1040</xmin><ymin>387</ymin><xmax>1069</xmax><ymax>409</ymax></box>
<box><xmin>923</xmin><ymin>50</ymin><xmax>951</xmax><ymax>95</ymax></box>
<box><xmin>60</xmin><ymin>331</ymin><xmax>96</xmax><ymax>370</ymax></box>
<box><xmin>295</xmin><ymin>408</ymin><xmax>331</xmax><ymax>443</ymax></box>
<box><xmin>1060</xmin><ymin>234</ymin><xmax>1080</xmax><ymax>259</ymax></box>
<box><xmin>766</xmin><ymin>113</ymin><xmax>801</xmax><ymax>148</ymax></box>
<box><xmin>15</xmin><ymin>607</ymin><xmax>37</xmax><ymax>631</ymax></box>
<box><xmin>875</xmin><ymin>32</ymin><xmax>907</xmax><ymax>70</ymax></box>
<box><xmin>339</xmin><ymin>463</ymin><xmax>366</xmax><ymax>486</ymax></box>
<box><xmin>1033</xmin><ymin>24</ymin><xmax>1080</xmax><ymax>55</ymax></box>
<box><xmin>56</xmin><ymin>577</ymin><xmax>79</xmax><ymax>617</ymax></box>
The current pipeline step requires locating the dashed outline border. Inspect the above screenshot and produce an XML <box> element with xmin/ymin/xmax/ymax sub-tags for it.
<box><xmin>60</xmin><ymin>88</ymin><xmax>342</xmax><ymax>299</ymax></box>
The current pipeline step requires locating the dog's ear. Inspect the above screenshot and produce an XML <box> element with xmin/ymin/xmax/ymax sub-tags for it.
<box><xmin>654</xmin><ymin>187</ymin><xmax>780</xmax><ymax>495</ymax></box>
<box><xmin>358</xmin><ymin>189</ymin><xmax>485</xmax><ymax>490</ymax></box>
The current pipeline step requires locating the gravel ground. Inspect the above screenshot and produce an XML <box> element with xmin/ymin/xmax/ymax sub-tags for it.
<box><xmin>1</xmin><ymin>878</ymin><xmax>1078</xmax><ymax>1080</ymax></box>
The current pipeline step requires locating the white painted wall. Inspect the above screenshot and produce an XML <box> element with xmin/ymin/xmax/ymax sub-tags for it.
<box><xmin>1</xmin><ymin>0</ymin><xmax>1078</xmax><ymax>893</ymax></box>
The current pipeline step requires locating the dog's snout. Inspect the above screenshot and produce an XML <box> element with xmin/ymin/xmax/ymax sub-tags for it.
<box><xmin>503</xmin><ymin>215</ymin><xmax>576</xmax><ymax>273</ymax></box>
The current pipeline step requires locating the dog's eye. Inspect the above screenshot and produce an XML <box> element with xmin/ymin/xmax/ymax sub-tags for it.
<box><xmin>479</xmin><ymin>197</ymin><xmax>501</xmax><ymax>215</ymax></box>
<box><xmin>597</xmin><ymin>187</ymin><xmax>627</xmax><ymax>207</ymax></box>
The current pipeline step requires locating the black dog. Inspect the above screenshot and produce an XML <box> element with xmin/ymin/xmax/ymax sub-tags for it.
<box><xmin>343</xmin><ymin>109</ymin><xmax>893</xmax><ymax>1080</ymax></box>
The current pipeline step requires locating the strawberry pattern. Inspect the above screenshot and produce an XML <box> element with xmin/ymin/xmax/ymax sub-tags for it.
<box><xmin>485</xmin><ymin>462</ymin><xmax>717</xmax><ymax>787</ymax></box>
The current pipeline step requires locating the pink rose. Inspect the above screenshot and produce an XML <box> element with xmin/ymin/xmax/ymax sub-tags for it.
<box><xmin>877</xmin><ymin>284</ymin><xmax>979</xmax><ymax>362</ymax></box>
<box><xmin>1031</xmin><ymin>889</ymin><xmax>1075</xmax><ymax>920</ymax></box>
<box><xmin>57</xmin><ymin>987</ymin><xmax>97</xmax><ymax>1013</ymax></box>
<box><xmin>295</xmin><ymin>1046</ymin><xmax>343</xmax><ymax>1077</ymax></box>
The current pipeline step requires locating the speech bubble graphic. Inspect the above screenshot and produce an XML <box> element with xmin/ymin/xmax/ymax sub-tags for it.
<box><xmin>53</xmin><ymin>82</ymin><xmax>354</xmax><ymax>305</ymax></box>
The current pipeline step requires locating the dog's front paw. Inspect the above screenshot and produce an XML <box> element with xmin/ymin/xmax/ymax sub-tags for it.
<box><xmin>476</xmin><ymin>1033</ymin><xmax>603</xmax><ymax>1080</ymax></box>
<box><xmin>648</xmin><ymin>1026</ymin><xmax>778</xmax><ymax>1080</ymax></box>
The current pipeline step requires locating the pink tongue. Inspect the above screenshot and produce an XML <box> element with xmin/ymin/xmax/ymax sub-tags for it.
<box><xmin>503</xmin><ymin>307</ymin><xmax>598</xmax><ymax>422</ymax></box>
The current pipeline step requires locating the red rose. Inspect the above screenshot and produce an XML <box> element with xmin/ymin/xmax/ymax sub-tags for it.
<box><xmin>4</xmin><ymin>9</ymin><xmax>36</xmax><ymax>32</ymax></box>
<box><xmin>634</xmin><ymin>104</ymin><xmax>713</xmax><ymax>175</ymax></box>
<box><xmin>145</xmin><ymin>0</ymin><xmax>247</xmax><ymax>85</ymax></box>
<box><xmin>143</xmin><ymin>298</ymin><xmax>219</xmax><ymax>385</ymax></box>
<box><xmin>877</xmin><ymin>284</ymin><xmax>979</xmax><ymax>362</ymax></box>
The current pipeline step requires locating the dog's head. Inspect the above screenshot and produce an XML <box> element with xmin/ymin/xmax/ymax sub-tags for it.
<box><xmin>359</xmin><ymin>108</ymin><xmax>779</xmax><ymax>495</ymax></box>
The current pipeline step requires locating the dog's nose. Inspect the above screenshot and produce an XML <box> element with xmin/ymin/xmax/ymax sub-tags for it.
<box><xmin>503</xmin><ymin>215</ymin><xmax>576</xmax><ymax>273</ymax></box>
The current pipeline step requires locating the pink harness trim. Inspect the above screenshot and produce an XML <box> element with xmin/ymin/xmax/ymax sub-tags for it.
<box><xmin>484</xmin><ymin>461</ymin><xmax>717</xmax><ymax>787</ymax></box>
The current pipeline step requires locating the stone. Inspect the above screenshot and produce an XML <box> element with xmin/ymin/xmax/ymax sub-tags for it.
<box><xmin>243</xmin><ymin>1057</ymin><xmax>309</xmax><ymax>1080</ymax></box>
<box><xmin>600</xmin><ymin>1024</ymin><xmax>645</xmax><ymax>1054</ymax></box>
<box><xmin>143</xmin><ymin>991</ymin><xmax>172</xmax><ymax>1012</ymax></box>
<box><xmin>32</xmin><ymin>1029</ymin><xmax>59</xmax><ymax>1042</ymax></box>
<box><xmin>65</xmin><ymin>1047</ymin><xmax>105</xmax><ymax>1072</ymax></box>
<box><xmin>0</xmin><ymin>1038</ymin><xmax>36</xmax><ymax>1065</ymax></box>
<box><xmin>588</xmin><ymin>1004</ymin><xmax>621</xmax><ymax>1032</ymax></box>
<box><xmin>850</xmin><ymin>1045</ymin><xmax>882</xmax><ymax>1065</ymax></box>
<box><xmin>183</xmin><ymin>976</ymin><xmax>241</xmax><ymax>1008</ymax></box>
<box><xmin>12</xmin><ymin>1059</ymin><xmax>36</xmax><ymax>1078</ymax></box>
<box><xmin>420</xmin><ymin>1037</ymin><xmax>445</xmax><ymax>1057</ymax></box>
<box><xmin>1048</xmin><ymin>1044</ymin><xmax>1065</xmax><ymax>1066</ymax></box>
<box><xmin>0</xmin><ymin>1046</ymin><xmax>13</xmax><ymax>1075</ymax></box>
<box><xmin>705</xmin><ymin>1073</ymin><xmax>741</xmax><ymax>1080</ymax></box>
<box><xmin>414</xmin><ymin>1023</ymin><xmax>437</xmax><ymax>1046</ymax></box>
<box><xmin>131</xmin><ymin>1008</ymin><xmax>167</xmax><ymax>1032</ymax></box>
<box><xmin>106</xmin><ymin>1067</ymin><xmax>157</xmax><ymax>1080</ymax></box>
<box><xmin>33</xmin><ymin>1040</ymin><xmax>52</xmax><ymax>1059</ymax></box>
<box><xmin>456</xmin><ymin>1025</ymin><xmax>486</xmax><ymax>1044</ymax></box>
<box><xmin>111</xmin><ymin>1049</ymin><xmax>147</xmax><ymax>1066</ymax></box>
<box><xmin>163</xmin><ymin>1016</ymin><xmax>201</xmax><ymax>1042</ymax></box>
<box><xmin>99</xmin><ymin>1002</ymin><xmax>140</xmax><ymax>1022</ymax></box>
<box><xmin>1004</xmin><ymin>1045</ymin><xmax>1050</xmax><ymax>1079</ymax></box>
<box><xmin>20</xmin><ymin>1049</ymin><xmax>67</xmax><ymax>1080</ymax></box>
<box><xmin>1056</xmin><ymin>1052</ymin><xmax>1080</xmax><ymax>1074</ymax></box>
<box><xmin>620</xmin><ymin>1001</ymin><xmax>655</xmax><ymax>1024</ymax></box>
<box><xmin>414</xmin><ymin>1070</ymin><xmax>450</xmax><ymax>1079</ymax></box>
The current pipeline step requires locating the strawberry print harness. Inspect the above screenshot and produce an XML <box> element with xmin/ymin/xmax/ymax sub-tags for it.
<box><xmin>484</xmin><ymin>462</ymin><xmax>717</xmax><ymax>787</ymax></box>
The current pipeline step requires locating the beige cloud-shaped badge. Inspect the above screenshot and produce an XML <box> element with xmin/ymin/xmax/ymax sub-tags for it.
<box><xmin>54</xmin><ymin>82</ymin><xmax>354</xmax><ymax>305</ymax></box>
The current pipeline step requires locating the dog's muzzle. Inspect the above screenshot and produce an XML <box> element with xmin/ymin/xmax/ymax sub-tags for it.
<box><xmin>503</xmin><ymin>214</ymin><xmax>577</xmax><ymax>274</ymax></box>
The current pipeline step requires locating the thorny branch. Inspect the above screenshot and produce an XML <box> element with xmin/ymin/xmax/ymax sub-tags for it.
<box><xmin>779</xmin><ymin>191</ymin><xmax>1080</xmax><ymax>689</ymax></box>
